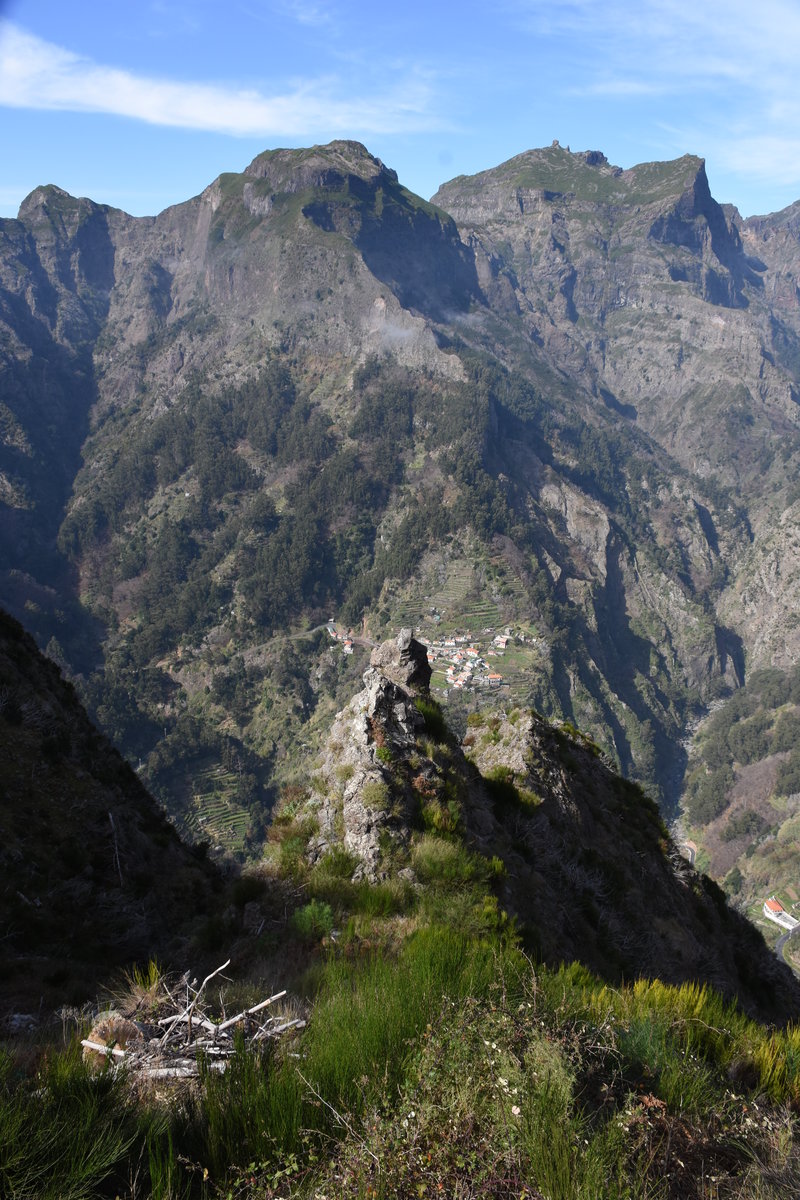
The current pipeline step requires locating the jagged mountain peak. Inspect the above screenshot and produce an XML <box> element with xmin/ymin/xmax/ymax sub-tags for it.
<box><xmin>15</xmin><ymin>184</ymin><xmax>119</xmax><ymax>230</ymax></box>
<box><xmin>17</xmin><ymin>183</ymin><xmax>75</xmax><ymax>220</ymax></box>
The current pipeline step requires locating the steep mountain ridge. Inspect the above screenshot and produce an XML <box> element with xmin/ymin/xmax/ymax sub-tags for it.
<box><xmin>434</xmin><ymin>145</ymin><xmax>799</xmax><ymax>499</ymax></box>
<box><xmin>434</xmin><ymin>143</ymin><xmax>800</xmax><ymax>677</ymax></box>
<box><xmin>0</xmin><ymin>608</ymin><xmax>218</xmax><ymax>1015</ymax></box>
<box><xmin>299</xmin><ymin>630</ymin><xmax>800</xmax><ymax>1022</ymax></box>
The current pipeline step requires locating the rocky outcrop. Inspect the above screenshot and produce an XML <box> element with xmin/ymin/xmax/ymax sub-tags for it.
<box><xmin>368</xmin><ymin>627</ymin><xmax>432</xmax><ymax>692</ymax></box>
<box><xmin>310</xmin><ymin>631</ymin><xmax>432</xmax><ymax>879</ymax></box>
<box><xmin>306</xmin><ymin>649</ymin><xmax>800</xmax><ymax>1021</ymax></box>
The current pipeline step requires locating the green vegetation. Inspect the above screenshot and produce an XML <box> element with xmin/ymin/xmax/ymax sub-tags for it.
<box><xmin>683</xmin><ymin>661</ymin><xmax>800</xmax><ymax>908</ymax></box>
<box><xmin>43</xmin><ymin>329</ymin><xmax>721</xmax><ymax>852</ymax></box>
<box><xmin>0</xmin><ymin>1044</ymin><xmax>151</xmax><ymax>1200</ymax></box>
<box><xmin>721</xmin><ymin>808</ymin><xmax>769</xmax><ymax>843</ymax></box>
<box><xmin>4</xmin><ymin>638</ymin><xmax>800</xmax><ymax>1199</ymax></box>
<box><xmin>443</xmin><ymin>144</ymin><xmax>705</xmax><ymax>207</ymax></box>
<box><xmin>291</xmin><ymin>899</ymin><xmax>334</xmax><ymax>941</ymax></box>
<box><xmin>4</xmin><ymin>919</ymin><xmax>800</xmax><ymax>1199</ymax></box>
<box><xmin>483</xmin><ymin>763</ymin><xmax>540</xmax><ymax>814</ymax></box>
<box><xmin>414</xmin><ymin>695</ymin><xmax>448</xmax><ymax>741</ymax></box>
<box><xmin>7</xmin><ymin>275</ymin><xmax>729</xmax><ymax>864</ymax></box>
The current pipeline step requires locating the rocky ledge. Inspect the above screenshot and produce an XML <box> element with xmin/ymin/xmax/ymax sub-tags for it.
<box><xmin>310</xmin><ymin>629</ymin><xmax>433</xmax><ymax>880</ymax></box>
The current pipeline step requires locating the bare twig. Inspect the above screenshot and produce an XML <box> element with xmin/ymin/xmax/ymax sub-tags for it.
<box><xmin>108</xmin><ymin>812</ymin><xmax>123</xmax><ymax>886</ymax></box>
<box><xmin>254</xmin><ymin>1018</ymin><xmax>305</xmax><ymax>1041</ymax></box>
<box><xmin>296</xmin><ymin>1069</ymin><xmax>378</xmax><ymax>1162</ymax></box>
<box><xmin>157</xmin><ymin>1013</ymin><xmax>217</xmax><ymax>1034</ymax></box>
<box><xmin>82</xmin><ymin>1039</ymin><xmax>127</xmax><ymax>1059</ymax></box>
<box><xmin>159</xmin><ymin>959</ymin><xmax>231</xmax><ymax>1045</ymax></box>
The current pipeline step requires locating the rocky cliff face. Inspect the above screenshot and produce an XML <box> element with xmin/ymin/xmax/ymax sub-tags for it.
<box><xmin>304</xmin><ymin>633</ymin><xmax>800</xmax><ymax>1022</ymax></box>
<box><xmin>433</xmin><ymin>144</ymin><xmax>799</xmax><ymax>505</ymax></box>
<box><xmin>431</xmin><ymin>142</ymin><xmax>800</xmax><ymax>799</ymax></box>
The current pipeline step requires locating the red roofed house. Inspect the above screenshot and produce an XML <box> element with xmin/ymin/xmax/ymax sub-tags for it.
<box><xmin>763</xmin><ymin>897</ymin><xmax>799</xmax><ymax>931</ymax></box>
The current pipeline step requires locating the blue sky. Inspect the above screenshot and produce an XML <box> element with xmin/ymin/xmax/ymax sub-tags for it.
<box><xmin>1</xmin><ymin>0</ymin><xmax>799</xmax><ymax>219</ymax></box>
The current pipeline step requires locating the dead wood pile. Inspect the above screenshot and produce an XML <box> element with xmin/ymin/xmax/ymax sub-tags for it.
<box><xmin>81</xmin><ymin>959</ymin><xmax>305</xmax><ymax>1080</ymax></box>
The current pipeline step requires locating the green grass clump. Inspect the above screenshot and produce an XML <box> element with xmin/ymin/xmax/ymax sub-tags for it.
<box><xmin>414</xmin><ymin>695</ymin><xmax>448</xmax><ymax>740</ymax></box>
<box><xmin>278</xmin><ymin>834</ymin><xmax>309</xmax><ymax>879</ymax></box>
<box><xmin>483</xmin><ymin>764</ymin><xmax>541</xmax><ymax>814</ymax></box>
<box><xmin>313</xmin><ymin>846</ymin><xmax>359</xmax><ymax>878</ymax></box>
<box><xmin>361</xmin><ymin>779</ymin><xmax>390</xmax><ymax>810</ymax></box>
<box><xmin>411</xmin><ymin>835</ymin><xmax>478</xmax><ymax>884</ymax></box>
<box><xmin>307</xmin><ymin>851</ymin><xmax>416</xmax><ymax>921</ymax></box>
<box><xmin>0</xmin><ymin>1044</ymin><xmax>143</xmax><ymax>1200</ymax></box>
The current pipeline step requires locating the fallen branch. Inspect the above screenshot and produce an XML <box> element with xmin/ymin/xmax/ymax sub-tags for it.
<box><xmin>216</xmin><ymin>990</ymin><xmax>287</xmax><ymax>1032</ymax></box>
<box><xmin>254</xmin><ymin>1018</ymin><xmax>306</xmax><ymax>1041</ymax></box>
<box><xmin>81</xmin><ymin>1039</ymin><xmax>127</xmax><ymax>1059</ymax></box>
<box><xmin>157</xmin><ymin>1013</ymin><xmax>217</xmax><ymax>1034</ymax></box>
<box><xmin>82</xmin><ymin>961</ymin><xmax>303</xmax><ymax>1087</ymax></box>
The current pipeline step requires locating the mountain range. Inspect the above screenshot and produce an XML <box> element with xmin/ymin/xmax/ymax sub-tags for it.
<box><xmin>2</xmin><ymin>138</ymin><xmax>800</xmax><ymax>920</ymax></box>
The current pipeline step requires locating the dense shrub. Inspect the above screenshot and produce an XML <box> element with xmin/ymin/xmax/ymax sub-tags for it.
<box><xmin>685</xmin><ymin>765</ymin><xmax>734</xmax><ymax>825</ymax></box>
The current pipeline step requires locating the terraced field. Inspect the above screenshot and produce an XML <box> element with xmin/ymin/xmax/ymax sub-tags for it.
<box><xmin>182</xmin><ymin>764</ymin><xmax>250</xmax><ymax>855</ymax></box>
<box><xmin>427</xmin><ymin>563</ymin><xmax>476</xmax><ymax>616</ymax></box>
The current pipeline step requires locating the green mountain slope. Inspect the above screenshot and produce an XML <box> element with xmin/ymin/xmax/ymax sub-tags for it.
<box><xmin>1</xmin><ymin>140</ymin><xmax>800</xmax><ymax>903</ymax></box>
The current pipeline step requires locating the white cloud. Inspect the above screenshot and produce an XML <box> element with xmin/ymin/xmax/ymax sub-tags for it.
<box><xmin>507</xmin><ymin>0</ymin><xmax>800</xmax><ymax>91</ymax></box>
<box><xmin>574</xmin><ymin>80</ymin><xmax>669</xmax><ymax>98</ymax></box>
<box><xmin>0</xmin><ymin>20</ymin><xmax>447</xmax><ymax>136</ymax></box>
<box><xmin>715</xmin><ymin>135</ymin><xmax>800</xmax><ymax>189</ymax></box>
<box><xmin>278</xmin><ymin>0</ymin><xmax>337</xmax><ymax>28</ymax></box>
<box><xmin>233</xmin><ymin>1</ymin><xmax>337</xmax><ymax>31</ymax></box>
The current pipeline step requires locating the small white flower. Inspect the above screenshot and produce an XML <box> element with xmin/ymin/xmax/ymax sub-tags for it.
<box><xmin>511</xmin><ymin>1105</ymin><xmax>521</xmax><ymax>1117</ymax></box>
<box><xmin>498</xmin><ymin>1076</ymin><xmax>508</xmax><ymax>1087</ymax></box>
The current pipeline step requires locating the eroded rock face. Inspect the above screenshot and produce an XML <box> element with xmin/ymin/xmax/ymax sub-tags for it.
<box><xmin>368</xmin><ymin>627</ymin><xmax>432</xmax><ymax>693</ymax></box>
<box><xmin>311</xmin><ymin>631</ymin><xmax>430</xmax><ymax>879</ymax></box>
<box><xmin>433</xmin><ymin>144</ymin><xmax>800</xmax><ymax>512</ymax></box>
